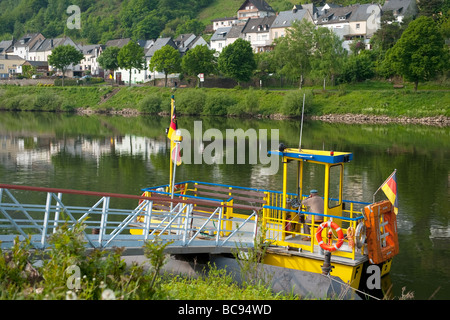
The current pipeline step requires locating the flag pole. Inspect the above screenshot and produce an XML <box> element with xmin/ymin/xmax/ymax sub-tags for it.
<box><xmin>373</xmin><ymin>169</ymin><xmax>397</xmax><ymax>203</ymax></box>
<box><xmin>171</xmin><ymin>141</ymin><xmax>180</xmax><ymax>201</ymax></box>
<box><xmin>168</xmin><ymin>95</ymin><xmax>175</xmax><ymax>193</ymax></box>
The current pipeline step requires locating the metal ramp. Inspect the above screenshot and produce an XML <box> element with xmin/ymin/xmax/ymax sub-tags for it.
<box><xmin>0</xmin><ymin>184</ymin><xmax>257</xmax><ymax>253</ymax></box>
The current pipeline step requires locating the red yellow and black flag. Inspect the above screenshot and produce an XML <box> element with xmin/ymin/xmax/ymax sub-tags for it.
<box><xmin>381</xmin><ymin>170</ymin><xmax>398</xmax><ymax>214</ymax></box>
<box><xmin>167</xmin><ymin>95</ymin><xmax>177</xmax><ymax>140</ymax></box>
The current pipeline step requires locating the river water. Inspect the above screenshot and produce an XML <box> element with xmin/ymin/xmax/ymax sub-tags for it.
<box><xmin>0</xmin><ymin>111</ymin><xmax>448</xmax><ymax>300</ymax></box>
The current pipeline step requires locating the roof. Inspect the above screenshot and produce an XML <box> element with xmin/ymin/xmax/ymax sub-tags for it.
<box><xmin>272</xmin><ymin>8</ymin><xmax>308</xmax><ymax>28</ymax></box>
<box><xmin>15</xmin><ymin>33</ymin><xmax>43</xmax><ymax>47</ymax></box>
<box><xmin>349</xmin><ymin>3</ymin><xmax>381</xmax><ymax>22</ymax></box>
<box><xmin>145</xmin><ymin>38</ymin><xmax>177</xmax><ymax>57</ymax></box>
<box><xmin>241</xmin><ymin>16</ymin><xmax>276</xmax><ymax>33</ymax></box>
<box><xmin>79</xmin><ymin>44</ymin><xmax>103</xmax><ymax>55</ymax></box>
<box><xmin>0</xmin><ymin>54</ymin><xmax>25</xmax><ymax>61</ymax></box>
<box><xmin>382</xmin><ymin>0</ymin><xmax>413</xmax><ymax>12</ymax></box>
<box><xmin>210</xmin><ymin>27</ymin><xmax>232</xmax><ymax>41</ymax></box>
<box><xmin>23</xmin><ymin>60</ymin><xmax>48</xmax><ymax>67</ymax></box>
<box><xmin>30</xmin><ymin>37</ymin><xmax>79</xmax><ymax>52</ymax></box>
<box><xmin>238</xmin><ymin>0</ymin><xmax>274</xmax><ymax>13</ymax></box>
<box><xmin>316</xmin><ymin>4</ymin><xmax>359</xmax><ymax>25</ymax></box>
<box><xmin>105</xmin><ymin>38</ymin><xmax>131</xmax><ymax>48</ymax></box>
<box><xmin>0</xmin><ymin>40</ymin><xmax>14</xmax><ymax>54</ymax></box>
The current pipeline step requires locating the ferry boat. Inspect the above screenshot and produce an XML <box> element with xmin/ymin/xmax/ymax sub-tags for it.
<box><xmin>133</xmin><ymin>146</ymin><xmax>399</xmax><ymax>292</ymax></box>
<box><xmin>131</xmin><ymin>96</ymin><xmax>400</xmax><ymax>293</ymax></box>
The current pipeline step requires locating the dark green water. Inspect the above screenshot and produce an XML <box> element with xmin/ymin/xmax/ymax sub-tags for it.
<box><xmin>0</xmin><ymin>112</ymin><xmax>449</xmax><ymax>300</ymax></box>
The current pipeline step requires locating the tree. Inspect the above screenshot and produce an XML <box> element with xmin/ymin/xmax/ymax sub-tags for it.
<box><xmin>273</xmin><ymin>20</ymin><xmax>315</xmax><ymax>89</ymax></box>
<box><xmin>217</xmin><ymin>38</ymin><xmax>256</xmax><ymax>85</ymax></box>
<box><xmin>117</xmin><ymin>41</ymin><xmax>145</xmax><ymax>86</ymax></box>
<box><xmin>149</xmin><ymin>45</ymin><xmax>181</xmax><ymax>87</ymax></box>
<box><xmin>382</xmin><ymin>16</ymin><xmax>448</xmax><ymax>91</ymax></box>
<box><xmin>181</xmin><ymin>45</ymin><xmax>216</xmax><ymax>86</ymax></box>
<box><xmin>48</xmin><ymin>45</ymin><xmax>84</xmax><ymax>87</ymax></box>
<box><xmin>97</xmin><ymin>46</ymin><xmax>120</xmax><ymax>84</ymax></box>
<box><xmin>311</xmin><ymin>26</ymin><xmax>347</xmax><ymax>89</ymax></box>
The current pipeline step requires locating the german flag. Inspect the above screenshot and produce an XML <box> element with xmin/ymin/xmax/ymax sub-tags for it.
<box><xmin>167</xmin><ymin>95</ymin><xmax>177</xmax><ymax>140</ymax></box>
<box><xmin>381</xmin><ymin>170</ymin><xmax>398</xmax><ymax>214</ymax></box>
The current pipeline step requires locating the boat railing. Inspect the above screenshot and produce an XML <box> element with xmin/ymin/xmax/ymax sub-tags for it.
<box><xmin>143</xmin><ymin>181</ymin><xmax>369</xmax><ymax>260</ymax></box>
<box><xmin>262</xmin><ymin>204</ymin><xmax>366</xmax><ymax>260</ymax></box>
<box><xmin>0</xmin><ymin>184</ymin><xmax>258</xmax><ymax>251</ymax></box>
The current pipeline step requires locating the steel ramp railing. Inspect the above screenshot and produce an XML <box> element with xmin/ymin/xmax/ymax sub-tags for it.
<box><xmin>0</xmin><ymin>184</ymin><xmax>257</xmax><ymax>252</ymax></box>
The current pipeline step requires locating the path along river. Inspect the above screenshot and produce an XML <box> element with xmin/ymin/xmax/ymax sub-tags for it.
<box><xmin>0</xmin><ymin>111</ymin><xmax>448</xmax><ymax>299</ymax></box>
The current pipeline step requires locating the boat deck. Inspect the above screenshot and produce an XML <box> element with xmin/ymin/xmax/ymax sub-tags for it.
<box><xmin>266</xmin><ymin>234</ymin><xmax>368</xmax><ymax>267</ymax></box>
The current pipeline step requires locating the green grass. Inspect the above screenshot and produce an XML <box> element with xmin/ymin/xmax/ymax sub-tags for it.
<box><xmin>0</xmin><ymin>81</ymin><xmax>448</xmax><ymax>118</ymax></box>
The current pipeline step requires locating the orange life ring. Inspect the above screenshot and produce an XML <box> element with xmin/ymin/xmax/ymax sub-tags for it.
<box><xmin>315</xmin><ymin>220</ymin><xmax>344</xmax><ymax>252</ymax></box>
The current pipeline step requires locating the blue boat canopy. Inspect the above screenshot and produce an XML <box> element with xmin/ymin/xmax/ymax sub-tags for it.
<box><xmin>269</xmin><ymin>148</ymin><xmax>353</xmax><ymax>164</ymax></box>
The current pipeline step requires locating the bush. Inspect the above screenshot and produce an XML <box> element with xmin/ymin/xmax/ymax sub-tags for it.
<box><xmin>34</xmin><ymin>92</ymin><xmax>63</xmax><ymax>111</ymax></box>
<box><xmin>281</xmin><ymin>90</ymin><xmax>313</xmax><ymax>117</ymax></box>
<box><xmin>176</xmin><ymin>89</ymin><xmax>206</xmax><ymax>115</ymax></box>
<box><xmin>139</xmin><ymin>94</ymin><xmax>162</xmax><ymax>114</ymax></box>
<box><xmin>202</xmin><ymin>92</ymin><xmax>237</xmax><ymax>116</ymax></box>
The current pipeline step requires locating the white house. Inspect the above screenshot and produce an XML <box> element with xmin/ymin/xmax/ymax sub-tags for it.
<box><xmin>211</xmin><ymin>17</ymin><xmax>239</xmax><ymax>31</ymax></box>
<box><xmin>79</xmin><ymin>44</ymin><xmax>104</xmax><ymax>76</ymax></box>
<box><xmin>210</xmin><ymin>27</ymin><xmax>232</xmax><ymax>54</ymax></box>
<box><xmin>114</xmin><ymin>38</ymin><xmax>180</xmax><ymax>84</ymax></box>
<box><xmin>241</xmin><ymin>15</ymin><xmax>276</xmax><ymax>52</ymax></box>
<box><xmin>237</xmin><ymin>0</ymin><xmax>275</xmax><ymax>21</ymax></box>
<box><xmin>13</xmin><ymin>33</ymin><xmax>45</xmax><ymax>60</ymax></box>
<box><xmin>315</xmin><ymin>3</ymin><xmax>381</xmax><ymax>51</ymax></box>
<box><xmin>270</xmin><ymin>6</ymin><xmax>314</xmax><ymax>40</ymax></box>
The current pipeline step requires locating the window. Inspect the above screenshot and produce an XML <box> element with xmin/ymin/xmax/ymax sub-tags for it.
<box><xmin>356</xmin><ymin>23</ymin><xmax>360</xmax><ymax>29</ymax></box>
<box><xmin>0</xmin><ymin>64</ymin><xmax>4</xmax><ymax>70</ymax></box>
<box><xmin>328</xmin><ymin>164</ymin><xmax>343</xmax><ymax>208</ymax></box>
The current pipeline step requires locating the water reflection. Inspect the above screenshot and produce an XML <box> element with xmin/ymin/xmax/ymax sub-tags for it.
<box><xmin>0</xmin><ymin>112</ymin><xmax>449</xmax><ymax>299</ymax></box>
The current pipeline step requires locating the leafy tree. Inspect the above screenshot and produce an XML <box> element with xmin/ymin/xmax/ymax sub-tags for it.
<box><xmin>181</xmin><ymin>45</ymin><xmax>216</xmax><ymax>86</ymax></box>
<box><xmin>273</xmin><ymin>20</ymin><xmax>315</xmax><ymax>89</ymax></box>
<box><xmin>117</xmin><ymin>41</ymin><xmax>145</xmax><ymax>86</ymax></box>
<box><xmin>97</xmin><ymin>46</ymin><xmax>120</xmax><ymax>83</ymax></box>
<box><xmin>48</xmin><ymin>45</ymin><xmax>84</xmax><ymax>86</ymax></box>
<box><xmin>340</xmin><ymin>51</ymin><xmax>375</xmax><ymax>83</ymax></box>
<box><xmin>217</xmin><ymin>38</ymin><xmax>256</xmax><ymax>85</ymax></box>
<box><xmin>311</xmin><ymin>26</ymin><xmax>347</xmax><ymax>89</ymax></box>
<box><xmin>149</xmin><ymin>45</ymin><xmax>182</xmax><ymax>87</ymax></box>
<box><xmin>382</xmin><ymin>16</ymin><xmax>448</xmax><ymax>91</ymax></box>
<box><xmin>175</xmin><ymin>19</ymin><xmax>205</xmax><ymax>36</ymax></box>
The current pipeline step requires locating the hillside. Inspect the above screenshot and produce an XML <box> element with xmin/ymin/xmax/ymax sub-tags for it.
<box><xmin>0</xmin><ymin>0</ymin><xmax>384</xmax><ymax>44</ymax></box>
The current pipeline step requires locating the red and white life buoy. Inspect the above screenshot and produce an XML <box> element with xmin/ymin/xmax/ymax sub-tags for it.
<box><xmin>315</xmin><ymin>220</ymin><xmax>344</xmax><ymax>252</ymax></box>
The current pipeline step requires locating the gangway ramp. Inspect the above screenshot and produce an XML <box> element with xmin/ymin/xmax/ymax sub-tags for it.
<box><xmin>0</xmin><ymin>184</ymin><xmax>258</xmax><ymax>254</ymax></box>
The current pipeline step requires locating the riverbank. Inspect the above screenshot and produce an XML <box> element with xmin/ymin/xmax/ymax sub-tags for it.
<box><xmin>0</xmin><ymin>83</ymin><xmax>448</xmax><ymax>126</ymax></box>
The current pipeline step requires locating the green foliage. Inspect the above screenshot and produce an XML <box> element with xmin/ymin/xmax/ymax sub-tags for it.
<box><xmin>202</xmin><ymin>90</ymin><xmax>237</xmax><ymax>115</ymax></box>
<box><xmin>340</xmin><ymin>52</ymin><xmax>376</xmax><ymax>83</ymax></box>
<box><xmin>218</xmin><ymin>38</ymin><xmax>256</xmax><ymax>84</ymax></box>
<box><xmin>382</xmin><ymin>16</ymin><xmax>448</xmax><ymax>91</ymax></box>
<box><xmin>181</xmin><ymin>45</ymin><xmax>217</xmax><ymax>80</ymax></box>
<box><xmin>273</xmin><ymin>20</ymin><xmax>315</xmax><ymax>88</ymax></box>
<box><xmin>149</xmin><ymin>45</ymin><xmax>182</xmax><ymax>87</ymax></box>
<box><xmin>281</xmin><ymin>89</ymin><xmax>313</xmax><ymax>117</ymax></box>
<box><xmin>97</xmin><ymin>46</ymin><xmax>121</xmax><ymax>73</ymax></box>
<box><xmin>139</xmin><ymin>94</ymin><xmax>163</xmax><ymax>114</ymax></box>
<box><xmin>48</xmin><ymin>45</ymin><xmax>84</xmax><ymax>86</ymax></box>
<box><xmin>0</xmin><ymin>222</ymin><xmax>297</xmax><ymax>300</ymax></box>
<box><xmin>176</xmin><ymin>88</ymin><xmax>206</xmax><ymax>115</ymax></box>
<box><xmin>118</xmin><ymin>41</ymin><xmax>146</xmax><ymax>86</ymax></box>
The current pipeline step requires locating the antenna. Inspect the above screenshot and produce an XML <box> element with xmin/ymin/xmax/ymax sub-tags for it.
<box><xmin>298</xmin><ymin>93</ymin><xmax>306</xmax><ymax>150</ymax></box>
